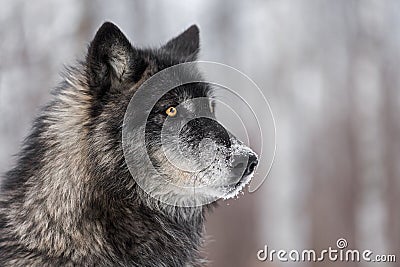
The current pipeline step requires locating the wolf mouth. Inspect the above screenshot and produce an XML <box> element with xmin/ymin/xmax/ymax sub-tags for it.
<box><xmin>223</xmin><ymin>173</ymin><xmax>254</xmax><ymax>199</ymax></box>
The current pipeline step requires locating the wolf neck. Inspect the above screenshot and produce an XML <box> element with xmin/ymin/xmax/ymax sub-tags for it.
<box><xmin>2</xmin><ymin>82</ymin><xmax>206</xmax><ymax>264</ymax></box>
<box><xmin>103</xmin><ymin>200</ymin><xmax>206</xmax><ymax>265</ymax></box>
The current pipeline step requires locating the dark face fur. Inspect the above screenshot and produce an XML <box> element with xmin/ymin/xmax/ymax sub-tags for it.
<box><xmin>86</xmin><ymin>23</ymin><xmax>258</xmax><ymax>207</ymax></box>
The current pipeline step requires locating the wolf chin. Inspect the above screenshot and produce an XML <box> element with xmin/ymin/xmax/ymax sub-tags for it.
<box><xmin>0</xmin><ymin>22</ymin><xmax>258</xmax><ymax>266</ymax></box>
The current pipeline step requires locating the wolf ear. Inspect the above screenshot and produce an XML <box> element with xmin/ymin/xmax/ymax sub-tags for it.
<box><xmin>87</xmin><ymin>22</ymin><xmax>141</xmax><ymax>90</ymax></box>
<box><xmin>162</xmin><ymin>25</ymin><xmax>200</xmax><ymax>60</ymax></box>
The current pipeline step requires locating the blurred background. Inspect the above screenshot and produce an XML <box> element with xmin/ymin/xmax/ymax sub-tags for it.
<box><xmin>1</xmin><ymin>1</ymin><xmax>399</xmax><ymax>266</ymax></box>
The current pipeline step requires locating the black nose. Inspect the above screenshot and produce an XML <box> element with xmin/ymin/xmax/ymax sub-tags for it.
<box><xmin>232</xmin><ymin>153</ymin><xmax>258</xmax><ymax>179</ymax></box>
<box><xmin>244</xmin><ymin>154</ymin><xmax>258</xmax><ymax>177</ymax></box>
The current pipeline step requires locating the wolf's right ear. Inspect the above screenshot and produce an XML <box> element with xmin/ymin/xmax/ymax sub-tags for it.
<box><xmin>86</xmin><ymin>22</ymin><xmax>145</xmax><ymax>91</ymax></box>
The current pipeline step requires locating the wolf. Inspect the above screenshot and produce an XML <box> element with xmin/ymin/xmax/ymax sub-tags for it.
<box><xmin>0</xmin><ymin>22</ymin><xmax>258</xmax><ymax>266</ymax></box>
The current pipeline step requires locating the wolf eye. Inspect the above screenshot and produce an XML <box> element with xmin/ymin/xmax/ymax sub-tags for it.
<box><xmin>166</xmin><ymin>106</ymin><xmax>177</xmax><ymax>117</ymax></box>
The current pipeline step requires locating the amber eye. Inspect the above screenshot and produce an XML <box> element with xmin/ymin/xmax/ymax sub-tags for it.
<box><xmin>166</xmin><ymin>106</ymin><xmax>177</xmax><ymax>117</ymax></box>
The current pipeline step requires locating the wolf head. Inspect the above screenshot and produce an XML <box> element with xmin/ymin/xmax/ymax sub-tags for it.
<box><xmin>0</xmin><ymin>22</ymin><xmax>259</xmax><ymax>265</ymax></box>
<box><xmin>82</xmin><ymin>22</ymin><xmax>258</xmax><ymax>208</ymax></box>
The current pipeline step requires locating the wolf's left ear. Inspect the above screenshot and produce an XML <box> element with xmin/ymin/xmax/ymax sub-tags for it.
<box><xmin>87</xmin><ymin>22</ymin><xmax>145</xmax><ymax>90</ymax></box>
<box><xmin>162</xmin><ymin>25</ymin><xmax>200</xmax><ymax>60</ymax></box>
